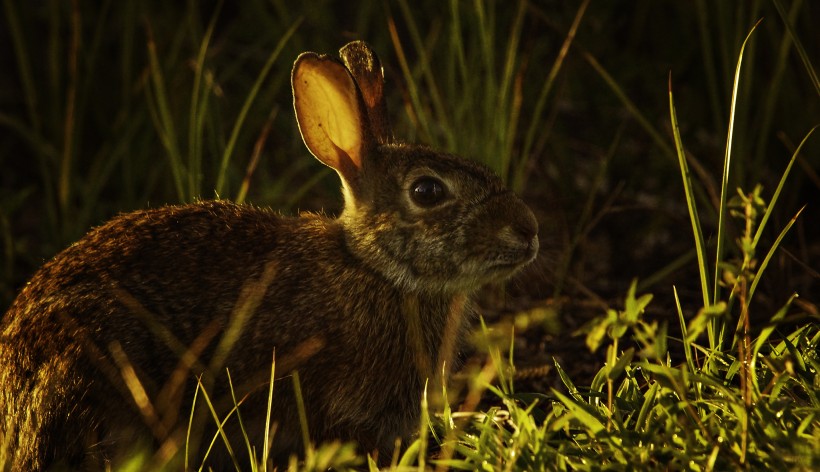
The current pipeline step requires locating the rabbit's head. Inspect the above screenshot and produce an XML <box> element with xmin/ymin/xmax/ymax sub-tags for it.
<box><xmin>293</xmin><ymin>42</ymin><xmax>538</xmax><ymax>294</ymax></box>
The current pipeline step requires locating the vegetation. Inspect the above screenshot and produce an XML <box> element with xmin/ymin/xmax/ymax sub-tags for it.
<box><xmin>1</xmin><ymin>0</ymin><xmax>818</xmax><ymax>470</ymax></box>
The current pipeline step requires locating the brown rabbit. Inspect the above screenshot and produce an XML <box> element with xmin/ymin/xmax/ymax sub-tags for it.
<box><xmin>0</xmin><ymin>41</ymin><xmax>538</xmax><ymax>470</ymax></box>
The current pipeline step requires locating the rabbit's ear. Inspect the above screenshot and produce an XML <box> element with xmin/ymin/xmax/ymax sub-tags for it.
<box><xmin>339</xmin><ymin>41</ymin><xmax>392</xmax><ymax>144</ymax></box>
<box><xmin>292</xmin><ymin>52</ymin><xmax>371</xmax><ymax>182</ymax></box>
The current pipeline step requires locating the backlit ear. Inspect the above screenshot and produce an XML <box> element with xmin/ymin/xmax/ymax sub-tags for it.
<box><xmin>292</xmin><ymin>53</ymin><xmax>369</xmax><ymax>182</ymax></box>
<box><xmin>339</xmin><ymin>41</ymin><xmax>392</xmax><ymax>144</ymax></box>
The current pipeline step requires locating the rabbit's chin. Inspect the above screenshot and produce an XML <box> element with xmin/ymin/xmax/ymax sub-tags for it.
<box><xmin>477</xmin><ymin>257</ymin><xmax>538</xmax><ymax>286</ymax></box>
<box><xmin>398</xmin><ymin>252</ymin><xmax>537</xmax><ymax>295</ymax></box>
<box><xmin>399</xmin><ymin>236</ymin><xmax>538</xmax><ymax>294</ymax></box>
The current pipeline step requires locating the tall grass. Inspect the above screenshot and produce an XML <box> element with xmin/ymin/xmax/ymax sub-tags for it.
<box><xmin>387</xmin><ymin>0</ymin><xmax>589</xmax><ymax>193</ymax></box>
<box><xmin>144</xmin><ymin>6</ymin><xmax>302</xmax><ymax>203</ymax></box>
<box><xmin>0</xmin><ymin>1</ymin><xmax>312</xmax><ymax>304</ymax></box>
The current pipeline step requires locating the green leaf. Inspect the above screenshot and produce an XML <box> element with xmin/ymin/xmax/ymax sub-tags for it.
<box><xmin>554</xmin><ymin>359</ymin><xmax>583</xmax><ymax>402</ymax></box>
<box><xmin>686</xmin><ymin>302</ymin><xmax>727</xmax><ymax>344</ymax></box>
<box><xmin>585</xmin><ymin>310</ymin><xmax>615</xmax><ymax>352</ymax></box>
<box><xmin>609</xmin><ymin>348</ymin><xmax>635</xmax><ymax>381</ymax></box>
<box><xmin>636</xmin><ymin>381</ymin><xmax>660</xmax><ymax>432</ymax></box>
<box><xmin>753</xmin><ymin>293</ymin><xmax>797</xmax><ymax>360</ymax></box>
<box><xmin>551</xmin><ymin>389</ymin><xmax>606</xmax><ymax>435</ymax></box>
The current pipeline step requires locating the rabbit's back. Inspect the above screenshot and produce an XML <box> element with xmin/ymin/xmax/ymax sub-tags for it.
<box><xmin>1</xmin><ymin>200</ymin><xmax>443</xmax><ymax>468</ymax></box>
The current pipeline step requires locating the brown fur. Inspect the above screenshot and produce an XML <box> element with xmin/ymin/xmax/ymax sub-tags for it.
<box><xmin>0</xmin><ymin>42</ymin><xmax>538</xmax><ymax>470</ymax></box>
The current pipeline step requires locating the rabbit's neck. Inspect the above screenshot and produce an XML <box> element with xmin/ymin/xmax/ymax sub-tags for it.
<box><xmin>338</xmin><ymin>208</ymin><xmax>479</xmax><ymax>295</ymax></box>
<box><xmin>401</xmin><ymin>292</ymin><xmax>469</xmax><ymax>387</ymax></box>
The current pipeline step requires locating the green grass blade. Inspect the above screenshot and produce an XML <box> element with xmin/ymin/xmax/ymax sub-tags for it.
<box><xmin>195</xmin><ymin>376</ymin><xmax>241</xmax><ymax>472</ymax></box>
<box><xmin>292</xmin><ymin>371</ymin><xmax>311</xmax><ymax>461</ymax></box>
<box><xmin>753</xmin><ymin>0</ymin><xmax>803</xmax><ymax>171</ymax></box>
<box><xmin>584</xmin><ymin>51</ymin><xmax>675</xmax><ymax>161</ymax></box>
<box><xmin>636</xmin><ymin>248</ymin><xmax>696</xmax><ymax>293</ymax></box>
<box><xmin>752</xmin><ymin>125</ymin><xmax>817</xmax><ymax>248</ymax></box>
<box><xmin>187</xmin><ymin>0</ymin><xmax>223</xmax><ymax>199</ymax></box>
<box><xmin>388</xmin><ymin>16</ymin><xmax>434</xmax><ymax>144</ymax></box>
<box><xmin>694</xmin><ymin>0</ymin><xmax>724</xmax><ymax>135</ymax></box>
<box><xmin>417</xmin><ymin>381</ymin><xmax>429</xmax><ymax>470</ymax></box>
<box><xmin>674</xmin><ymin>286</ymin><xmax>697</xmax><ymax>376</ymax></box>
<box><xmin>553</xmin><ymin>358</ymin><xmax>583</xmax><ymax>403</ymax></box>
<box><xmin>553</xmin><ymin>127</ymin><xmax>619</xmax><ymax>298</ymax></box>
<box><xmin>185</xmin><ymin>377</ymin><xmax>202</xmax><ymax>471</ymax></box>
<box><xmin>448</xmin><ymin>0</ymin><xmax>468</xmax><ymax>93</ymax></box>
<box><xmin>261</xmin><ymin>353</ymin><xmax>275</xmax><ymax>471</ymax></box>
<box><xmin>2</xmin><ymin>0</ymin><xmax>41</xmax><ymax>133</ymax></box>
<box><xmin>209</xmin><ymin>261</ymin><xmax>277</xmax><ymax>376</ymax></box>
<box><xmin>518</xmin><ymin>0</ymin><xmax>589</xmax><ymax>190</ymax></box>
<box><xmin>748</xmin><ymin>205</ymin><xmax>805</xmax><ymax>304</ymax></box>
<box><xmin>669</xmin><ymin>75</ymin><xmax>711</xmax><ymax>309</ymax></box>
<box><xmin>636</xmin><ymin>381</ymin><xmax>660</xmax><ymax>432</ymax></box>
<box><xmin>224</xmin><ymin>370</ymin><xmax>253</xmax><ymax>470</ymax></box>
<box><xmin>752</xmin><ymin>293</ymin><xmax>796</xmax><ymax>361</ymax></box>
<box><xmin>772</xmin><ymin>0</ymin><xmax>820</xmax><ymax>97</ymax></box>
<box><xmin>496</xmin><ymin>0</ymin><xmax>525</xmax><ymax>182</ymax></box>
<box><xmin>57</xmin><ymin>0</ymin><xmax>81</xmax><ymax>217</ymax></box>
<box><xmin>215</xmin><ymin>18</ymin><xmax>301</xmax><ymax>196</ymax></box>
<box><xmin>397</xmin><ymin>437</ymin><xmax>422</xmax><ymax>467</ymax></box>
<box><xmin>145</xmin><ymin>22</ymin><xmax>185</xmax><ymax>201</ymax></box>
<box><xmin>713</xmin><ymin>20</ymin><xmax>761</xmax><ymax>306</ymax></box>
<box><xmin>235</xmin><ymin>108</ymin><xmax>277</xmax><ymax>205</ymax></box>
<box><xmin>0</xmin><ymin>112</ymin><xmax>60</xmax><ymax>163</ymax></box>
<box><xmin>395</xmin><ymin>0</ymin><xmax>452</xmax><ymax>149</ymax></box>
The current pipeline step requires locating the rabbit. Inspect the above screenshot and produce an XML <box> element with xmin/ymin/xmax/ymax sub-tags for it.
<box><xmin>0</xmin><ymin>41</ymin><xmax>538</xmax><ymax>470</ymax></box>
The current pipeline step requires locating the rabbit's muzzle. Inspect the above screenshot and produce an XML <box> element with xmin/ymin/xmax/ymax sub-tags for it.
<box><xmin>459</xmin><ymin>191</ymin><xmax>538</xmax><ymax>284</ymax></box>
<box><xmin>493</xmin><ymin>225</ymin><xmax>539</xmax><ymax>268</ymax></box>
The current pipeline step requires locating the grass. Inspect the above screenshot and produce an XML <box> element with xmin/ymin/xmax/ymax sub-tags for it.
<box><xmin>404</xmin><ymin>45</ymin><xmax>820</xmax><ymax>465</ymax></box>
<box><xmin>1</xmin><ymin>0</ymin><xmax>819</xmax><ymax>470</ymax></box>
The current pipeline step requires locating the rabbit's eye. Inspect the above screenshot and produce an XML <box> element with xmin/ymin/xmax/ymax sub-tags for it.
<box><xmin>411</xmin><ymin>177</ymin><xmax>446</xmax><ymax>206</ymax></box>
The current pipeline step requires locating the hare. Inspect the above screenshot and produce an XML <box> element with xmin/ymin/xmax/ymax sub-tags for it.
<box><xmin>0</xmin><ymin>41</ymin><xmax>538</xmax><ymax>470</ymax></box>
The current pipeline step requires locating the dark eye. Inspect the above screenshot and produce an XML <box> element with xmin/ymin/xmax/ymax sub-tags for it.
<box><xmin>411</xmin><ymin>177</ymin><xmax>446</xmax><ymax>206</ymax></box>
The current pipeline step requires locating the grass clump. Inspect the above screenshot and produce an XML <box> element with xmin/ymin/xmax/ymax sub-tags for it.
<box><xmin>433</xmin><ymin>289</ymin><xmax>818</xmax><ymax>470</ymax></box>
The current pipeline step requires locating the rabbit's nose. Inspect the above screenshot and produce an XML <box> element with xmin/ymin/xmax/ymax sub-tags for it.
<box><xmin>508</xmin><ymin>199</ymin><xmax>539</xmax><ymax>261</ymax></box>
<box><xmin>513</xmin><ymin>207</ymin><xmax>538</xmax><ymax>244</ymax></box>
<box><xmin>486</xmin><ymin>192</ymin><xmax>539</xmax><ymax>244</ymax></box>
<box><xmin>506</xmin><ymin>196</ymin><xmax>538</xmax><ymax>243</ymax></box>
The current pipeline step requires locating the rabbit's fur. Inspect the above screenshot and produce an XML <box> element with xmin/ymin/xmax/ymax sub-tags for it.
<box><xmin>0</xmin><ymin>41</ymin><xmax>538</xmax><ymax>470</ymax></box>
